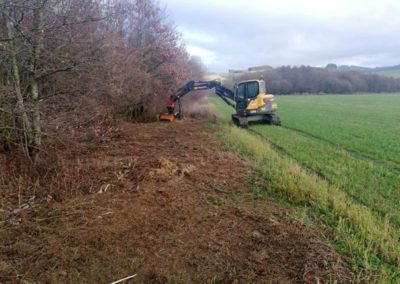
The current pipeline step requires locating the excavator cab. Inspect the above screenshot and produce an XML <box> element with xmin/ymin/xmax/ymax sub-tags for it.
<box><xmin>235</xmin><ymin>80</ymin><xmax>264</xmax><ymax>112</ymax></box>
<box><xmin>231</xmin><ymin>80</ymin><xmax>280</xmax><ymax>127</ymax></box>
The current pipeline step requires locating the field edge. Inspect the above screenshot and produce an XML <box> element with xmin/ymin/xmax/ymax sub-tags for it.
<box><xmin>210</xmin><ymin>99</ymin><xmax>400</xmax><ymax>282</ymax></box>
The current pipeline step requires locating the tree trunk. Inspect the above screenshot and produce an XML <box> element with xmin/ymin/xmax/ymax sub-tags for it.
<box><xmin>3</xmin><ymin>5</ymin><xmax>33</xmax><ymax>144</ymax></box>
<box><xmin>2</xmin><ymin>1</ymin><xmax>44</xmax><ymax>159</ymax></box>
<box><xmin>28</xmin><ymin>3</ymin><xmax>44</xmax><ymax>156</ymax></box>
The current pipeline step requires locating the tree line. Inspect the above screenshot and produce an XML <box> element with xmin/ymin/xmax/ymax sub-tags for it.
<box><xmin>0</xmin><ymin>0</ymin><xmax>203</xmax><ymax>159</ymax></box>
<box><xmin>236</xmin><ymin>66</ymin><xmax>400</xmax><ymax>94</ymax></box>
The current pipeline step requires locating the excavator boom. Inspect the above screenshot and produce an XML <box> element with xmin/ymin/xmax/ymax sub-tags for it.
<box><xmin>160</xmin><ymin>80</ymin><xmax>235</xmax><ymax>121</ymax></box>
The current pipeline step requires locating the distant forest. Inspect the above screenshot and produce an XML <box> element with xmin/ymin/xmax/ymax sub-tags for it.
<box><xmin>236</xmin><ymin>66</ymin><xmax>400</xmax><ymax>94</ymax></box>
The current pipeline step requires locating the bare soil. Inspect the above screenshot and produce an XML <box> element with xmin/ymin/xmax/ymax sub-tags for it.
<box><xmin>0</xmin><ymin>119</ymin><xmax>353</xmax><ymax>283</ymax></box>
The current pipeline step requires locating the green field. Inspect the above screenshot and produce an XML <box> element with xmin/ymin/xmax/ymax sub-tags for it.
<box><xmin>262</xmin><ymin>95</ymin><xmax>400</xmax><ymax>226</ymax></box>
<box><xmin>211</xmin><ymin>94</ymin><xmax>400</xmax><ymax>281</ymax></box>
<box><xmin>277</xmin><ymin>94</ymin><xmax>400</xmax><ymax>164</ymax></box>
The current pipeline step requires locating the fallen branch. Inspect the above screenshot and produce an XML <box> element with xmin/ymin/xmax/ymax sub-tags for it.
<box><xmin>110</xmin><ymin>274</ymin><xmax>137</xmax><ymax>284</ymax></box>
<box><xmin>35</xmin><ymin>212</ymin><xmax>82</xmax><ymax>222</ymax></box>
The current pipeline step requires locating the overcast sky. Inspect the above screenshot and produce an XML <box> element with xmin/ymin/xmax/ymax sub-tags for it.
<box><xmin>160</xmin><ymin>0</ymin><xmax>400</xmax><ymax>72</ymax></box>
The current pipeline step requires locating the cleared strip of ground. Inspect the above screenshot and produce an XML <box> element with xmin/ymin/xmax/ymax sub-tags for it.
<box><xmin>0</xmin><ymin>119</ymin><xmax>352</xmax><ymax>283</ymax></box>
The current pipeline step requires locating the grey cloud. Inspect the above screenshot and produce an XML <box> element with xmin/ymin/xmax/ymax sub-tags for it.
<box><xmin>162</xmin><ymin>0</ymin><xmax>400</xmax><ymax>72</ymax></box>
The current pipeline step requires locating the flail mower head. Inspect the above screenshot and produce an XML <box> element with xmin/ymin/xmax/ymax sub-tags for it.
<box><xmin>159</xmin><ymin>113</ymin><xmax>177</xmax><ymax>122</ymax></box>
<box><xmin>159</xmin><ymin>95</ymin><xmax>182</xmax><ymax>122</ymax></box>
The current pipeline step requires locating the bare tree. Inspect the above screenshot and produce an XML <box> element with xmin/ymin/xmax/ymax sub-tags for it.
<box><xmin>0</xmin><ymin>0</ymin><xmax>106</xmax><ymax>158</ymax></box>
<box><xmin>0</xmin><ymin>0</ymin><xmax>204</xmax><ymax>158</ymax></box>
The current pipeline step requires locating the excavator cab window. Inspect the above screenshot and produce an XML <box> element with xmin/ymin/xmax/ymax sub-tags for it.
<box><xmin>246</xmin><ymin>82</ymin><xmax>259</xmax><ymax>99</ymax></box>
<box><xmin>259</xmin><ymin>80</ymin><xmax>266</xmax><ymax>94</ymax></box>
<box><xmin>237</xmin><ymin>83</ymin><xmax>245</xmax><ymax>99</ymax></box>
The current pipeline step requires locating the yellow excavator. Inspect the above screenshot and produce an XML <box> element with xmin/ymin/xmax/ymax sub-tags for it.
<box><xmin>160</xmin><ymin>79</ymin><xmax>280</xmax><ymax>127</ymax></box>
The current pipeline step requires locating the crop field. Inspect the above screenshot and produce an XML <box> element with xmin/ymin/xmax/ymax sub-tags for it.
<box><xmin>276</xmin><ymin>95</ymin><xmax>400</xmax><ymax>164</ymax></box>
<box><xmin>211</xmin><ymin>94</ymin><xmax>400</xmax><ymax>281</ymax></box>
<box><xmin>257</xmin><ymin>95</ymin><xmax>400</xmax><ymax>224</ymax></box>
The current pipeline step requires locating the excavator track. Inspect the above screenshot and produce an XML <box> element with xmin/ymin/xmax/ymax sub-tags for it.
<box><xmin>270</xmin><ymin>114</ymin><xmax>281</xmax><ymax>126</ymax></box>
<box><xmin>232</xmin><ymin>114</ymin><xmax>248</xmax><ymax>128</ymax></box>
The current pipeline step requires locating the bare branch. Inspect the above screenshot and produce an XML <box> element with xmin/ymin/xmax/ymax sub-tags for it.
<box><xmin>44</xmin><ymin>16</ymin><xmax>108</xmax><ymax>33</ymax></box>
<box><xmin>0</xmin><ymin>126</ymin><xmax>25</xmax><ymax>132</ymax></box>
<box><xmin>37</xmin><ymin>63</ymin><xmax>77</xmax><ymax>80</ymax></box>
<box><xmin>147</xmin><ymin>60</ymin><xmax>167</xmax><ymax>73</ymax></box>
<box><xmin>0</xmin><ymin>107</ymin><xmax>13</xmax><ymax>115</ymax></box>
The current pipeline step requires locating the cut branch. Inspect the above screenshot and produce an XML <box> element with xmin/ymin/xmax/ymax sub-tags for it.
<box><xmin>37</xmin><ymin>63</ymin><xmax>77</xmax><ymax>80</ymax></box>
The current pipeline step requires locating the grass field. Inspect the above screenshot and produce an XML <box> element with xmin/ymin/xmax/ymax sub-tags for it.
<box><xmin>277</xmin><ymin>95</ymin><xmax>400</xmax><ymax>164</ymax></box>
<box><xmin>258</xmin><ymin>95</ymin><xmax>400</xmax><ymax>226</ymax></box>
<box><xmin>211</xmin><ymin>93</ymin><xmax>400</xmax><ymax>282</ymax></box>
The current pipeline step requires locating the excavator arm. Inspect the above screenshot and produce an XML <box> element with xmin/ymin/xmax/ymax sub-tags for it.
<box><xmin>162</xmin><ymin>80</ymin><xmax>235</xmax><ymax>121</ymax></box>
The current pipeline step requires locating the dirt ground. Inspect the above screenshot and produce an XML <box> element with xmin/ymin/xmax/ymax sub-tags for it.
<box><xmin>0</xmin><ymin>119</ymin><xmax>353</xmax><ymax>283</ymax></box>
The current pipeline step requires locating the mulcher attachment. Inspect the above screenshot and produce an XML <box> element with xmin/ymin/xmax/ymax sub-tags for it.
<box><xmin>159</xmin><ymin>113</ymin><xmax>177</xmax><ymax>122</ymax></box>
